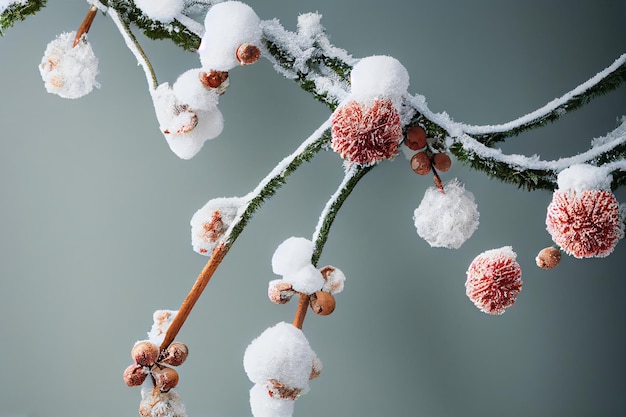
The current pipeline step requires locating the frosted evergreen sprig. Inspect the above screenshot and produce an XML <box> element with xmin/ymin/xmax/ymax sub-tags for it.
<box><xmin>0</xmin><ymin>0</ymin><xmax>46</xmax><ymax>35</ymax></box>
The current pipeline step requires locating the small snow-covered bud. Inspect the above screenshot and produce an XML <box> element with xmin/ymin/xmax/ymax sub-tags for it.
<box><xmin>132</xmin><ymin>341</ymin><xmax>160</xmax><ymax>367</ymax></box>
<box><xmin>152</xmin><ymin>365</ymin><xmax>179</xmax><ymax>392</ymax></box>
<box><xmin>173</xmin><ymin>68</ymin><xmax>220</xmax><ymax>111</ymax></box>
<box><xmin>272</xmin><ymin>237</ymin><xmax>314</xmax><ymax>276</ymax></box>
<box><xmin>309</xmin><ymin>355</ymin><xmax>323</xmax><ymax>380</ymax></box>
<box><xmin>191</xmin><ymin>197</ymin><xmax>245</xmax><ymax>255</ymax></box>
<box><xmin>236</xmin><ymin>43</ymin><xmax>261</xmax><ymax>65</ymax></box>
<box><xmin>134</xmin><ymin>0</ymin><xmax>183</xmax><ymax>23</ymax></box>
<box><xmin>466</xmin><ymin>246</ymin><xmax>522</xmax><ymax>315</ymax></box>
<box><xmin>148</xmin><ymin>310</ymin><xmax>177</xmax><ymax>346</ymax></box>
<box><xmin>413</xmin><ymin>179</ymin><xmax>480</xmax><ymax>249</ymax></box>
<box><xmin>284</xmin><ymin>264</ymin><xmax>325</xmax><ymax>295</ymax></box>
<box><xmin>331</xmin><ymin>98</ymin><xmax>402</xmax><ymax>166</ymax></box>
<box><xmin>319</xmin><ymin>265</ymin><xmax>345</xmax><ymax>294</ymax></box>
<box><xmin>350</xmin><ymin>55</ymin><xmax>409</xmax><ymax>101</ymax></box>
<box><xmin>309</xmin><ymin>291</ymin><xmax>336</xmax><ymax>316</ymax></box>
<box><xmin>124</xmin><ymin>364</ymin><xmax>148</xmax><ymax>387</ymax></box>
<box><xmin>432</xmin><ymin>152</ymin><xmax>452</xmax><ymax>172</ymax></box>
<box><xmin>198</xmin><ymin>1</ymin><xmax>262</xmax><ymax>71</ymax></box>
<box><xmin>404</xmin><ymin>125</ymin><xmax>427</xmax><ymax>151</ymax></box>
<box><xmin>161</xmin><ymin>342</ymin><xmax>189</xmax><ymax>367</ymax></box>
<box><xmin>410</xmin><ymin>151</ymin><xmax>431</xmax><ymax>175</ymax></box>
<box><xmin>39</xmin><ymin>31</ymin><xmax>99</xmax><ymax>99</ymax></box>
<box><xmin>199</xmin><ymin>70</ymin><xmax>229</xmax><ymax>93</ymax></box>
<box><xmin>268</xmin><ymin>280</ymin><xmax>295</xmax><ymax>304</ymax></box>
<box><xmin>536</xmin><ymin>247</ymin><xmax>562</xmax><ymax>269</ymax></box>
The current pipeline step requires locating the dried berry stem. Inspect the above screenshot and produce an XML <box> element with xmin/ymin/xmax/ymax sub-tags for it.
<box><xmin>160</xmin><ymin>243</ymin><xmax>229</xmax><ymax>351</ymax></box>
<box><xmin>73</xmin><ymin>4</ymin><xmax>98</xmax><ymax>47</ymax></box>
<box><xmin>292</xmin><ymin>293</ymin><xmax>310</xmax><ymax>329</ymax></box>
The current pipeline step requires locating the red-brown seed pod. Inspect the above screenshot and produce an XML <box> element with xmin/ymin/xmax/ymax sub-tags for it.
<box><xmin>160</xmin><ymin>342</ymin><xmax>189</xmax><ymax>367</ymax></box>
<box><xmin>309</xmin><ymin>291</ymin><xmax>336</xmax><ymax>316</ymax></box>
<box><xmin>236</xmin><ymin>43</ymin><xmax>261</xmax><ymax>65</ymax></box>
<box><xmin>199</xmin><ymin>70</ymin><xmax>229</xmax><ymax>90</ymax></box>
<box><xmin>410</xmin><ymin>151</ymin><xmax>431</xmax><ymax>175</ymax></box>
<box><xmin>131</xmin><ymin>341</ymin><xmax>159</xmax><ymax>367</ymax></box>
<box><xmin>151</xmin><ymin>365</ymin><xmax>179</xmax><ymax>392</ymax></box>
<box><xmin>432</xmin><ymin>152</ymin><xmax>452</xmax><ymax>172</ymax></box>
<box><xmin>404</xmin><ymin>125</ymin><xmax>427</xmax><ymax>151</ymax></box>
<box><xmin>123</xmin><ymin>364</ymin><xmax>148</xmax><ymax>387</ymax></box>
<box><xmin>535</xmin><ymin>247</ymin><xmax>562</xmax><ymax>270</ymax></box>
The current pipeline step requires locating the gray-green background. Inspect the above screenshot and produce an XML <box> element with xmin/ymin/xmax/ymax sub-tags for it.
<box><xmin>1</xmin><ymin>1</ymin><xmax>625</xmax><ymax>416</ymax></box>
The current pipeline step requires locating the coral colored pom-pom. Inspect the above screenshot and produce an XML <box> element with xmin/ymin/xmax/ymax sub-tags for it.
<box><xmin>465</xmin><ymin>246</ymin><xmax>522</xmax><ymax>315</ymax></box>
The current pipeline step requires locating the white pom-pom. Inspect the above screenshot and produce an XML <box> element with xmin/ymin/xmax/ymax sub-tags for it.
<box><xmin>198</xmin><ymin>1</ymin><xmax>262</xmax><ymax>71</ymax></box>
<box><xmin>557</xmin><ymin>164</ymin><xmax>612</xmax><ymax>192</ymax></box>
<box><xmin>190</xmin><ymin>197</ymin><xmax>245</xmax><ymax>255</ymax></box>
<box><xmin>172</xmin><ymin>68</ymin><xmax>220</xmax><ymax>111</ymax></box>
<box><xmin>413</xmin><ymin>179</ymin><xmax>480</xmax><ymax>249</ymax></box>
<box><xmin>271</xmin><ymin>237</ymin><xmax>314</xmax><ymax>276</ymax></box>
<box><xmin>243</xmin><ymin>322</ymin><xmax>314</xmax><ymax>390</ymax></box>
<box><xmin>350</xmin><ymin>55</ymin><xmax>409</xmax><ymax>100</ymax></box>
<box><xmin>134</xmin><ymin>0</ymin><xmax>184</xmax><ymax>22</ymax></box>
<box><xmin>249</xmin><ymin>383</ymin><xmax>295</xmax><ymax>417</ymax></box>
<box><xmin>39</xmin><ymin>31</ymin><xmax>100</xmax><ymax>99</ymax></box>
<box><xmin>283</xmin><ymin>264</ymin><xmax>325</xmax><ymax>295</ymax></box>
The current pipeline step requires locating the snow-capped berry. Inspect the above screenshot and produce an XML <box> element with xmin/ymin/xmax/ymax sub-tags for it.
<box><xmin>410</xmin><ymin>151</ymin><xmax>431</xmax><ymax>175</ymax></box>
<box><xmin>432</xmin><ymin>153</ymin><xmax>452</xmax><ymax>172</ymax></box>
<box><xmin>131</xmin><ymin>341</ymin><xmax>160</xmax><ymax>367</ymax></box>
<box><xmin>546</xmin><ymin>189</ymin><xmax>623</xmax><ymax>258</ymax></box>
<box><xmin>309</xmin><ymin>291</ymin><xmax>335</xmax><ymax>316</ymax></box>
<box><xmin>199</xmin><ymin>70</ymin><xmax>229</xmax><ymax>93</ymax></box>
<box><xmin>160</xmin><ymin>342</ymin><xmax>189</xmax><ymax>367</ymax></box>
<box><xmin>198</xmin><ymin>1</ymin><xmax>262</xmax><ymax>71</ymax></box>
<box><xmin>404</xmin><ymin>125</ymin><xmax>427</xmax><ymax>151</ymax></box>
<box><xmin>134</xmin><ymin>0</ymin><xmax>183</xmax><ymax>23</ymax></box>
<box><xmin>173</xmin><ymin>68</ymin><xmax>220</xmax><ymax>111</ymax></box>
<box><xmin>535</xmin><ymin>246</ymin><xmax>562</xmax><ymax>270</ymax></box>
<box><xmin>331</xmin><ymin>98</ymin><xmax>402</xmax><ymax>166</ymax></box>
<box><xmin>191</xmin><ymin>197</ymin><xmax>244</xmax><ymax>255</ymax></box>
<box><xmin>350</xmin><ymin>55</ymin><xmax>409</xmax><ymax>101</ymax></box>
<box><xmin>465</xmin><ymin>246</ymin><xmax>522</xmax><ymax>315</ymax></box>
<box><xmin>272</xmin><ymin>237</ymin><xmax>314</xmax><ymax>276</ymax></box>
<box><xmin>413</xmin><ymin>179</ymin><xmax>479</xmax><ymax>249</ymax></box>
<box><xmin>236</xmin><ymin>43</ymin><xmax>262</xmax><ymax>65</ymax></box>
<box><xmin>123</xmin><ymin>364</ymin><xmax>148</xmax><ymax>387</ymax></box>
<box><xmin>319</xmin><ymin>265</ymin><xmax>345</xmax><ymax>294</ymax></box>
<box><xmin>152</xmin><ymin>365</ymin><xmax>179</xmax><ymax>392</ymax></box>
<box><xmin>268</xmin><ymin>280</ymin><xmax>296</xmax><ymax>304</ymax></box>
<box><xmin>39</xmin><ymin>31</ymin><xmax>99</xmax><ymax>99</ymax></box>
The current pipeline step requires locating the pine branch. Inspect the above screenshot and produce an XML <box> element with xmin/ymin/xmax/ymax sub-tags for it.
<box><xmin>0</xmin><ymin>0</ymin><xmax>46</xmax><ymax>35</ymax></box>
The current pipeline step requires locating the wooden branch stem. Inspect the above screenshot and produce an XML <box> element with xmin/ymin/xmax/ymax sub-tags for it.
<box><xmin>292</xmin><ymin>293</ymin><xmax>310</xmax><ymax>329</ymax></box>
<box><xmin>73</xmin><ymin>4</ymin><xmax>98</xmax><ymax>47</ymax></box>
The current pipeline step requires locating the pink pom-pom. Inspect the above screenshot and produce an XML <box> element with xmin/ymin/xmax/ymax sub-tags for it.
<box><xmin>465</xmin><ymin>247</ymin><xmax>522</xmax><ymax>315</ymax></box>
<box><xmin>330</xmin><ymin>98</ymin><xmax>401</xmax><ymax>166</ymax></box>
<box><xmin>546</xmin><ymin>189</ymin><xmax>623</xmax><ymax>258</ymax></box>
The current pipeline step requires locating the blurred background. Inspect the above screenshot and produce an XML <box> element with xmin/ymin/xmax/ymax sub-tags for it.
<box><xmin>0</xmin><ymin>1</ymin><xmax>625</xmax><ymax>416</ymax></box>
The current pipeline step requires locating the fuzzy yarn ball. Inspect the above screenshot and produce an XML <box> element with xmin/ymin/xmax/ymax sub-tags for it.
<box><xmin>330</xmin><ymin>98</ymin><xmax>402</xmax><ymax>166</ymax></box>
<box><xmin>465</xmin><ymin>246</ymin><xmax>522</xmax><ymax>315</ymax></box>
<box><xmin>546</xmin><ymin>189</ymin><xmax>623</xmax><ymax>258</ymax></box>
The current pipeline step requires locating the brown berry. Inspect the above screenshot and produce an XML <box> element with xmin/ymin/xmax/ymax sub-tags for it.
<box><xmin>236</xmin><ymin>43</ymin><xmax>261</xmax><ymax>65</ymax></box>
<box><xmin>536</xmin><ymin>247</ymin><xmax>562</xmax><ymax>270</ymax></box>
<box><xmin>160</xmin><ymin>342</ymin><xmax>189</xmax><ymax>367</ymax></box>
<box><xmin>199</xmin><ymin>70</ymin><xmax>229</xmax><ymax>92</ymax></box>
<box><xmin>410</xmin><ymin>151</ymin><xmax>431</xmax><ymax>175</ymax></box>
<box><xmin>123</xmin><ymin>364</ymin><xmax>148</xmax><ymax>387</ymax></box>
<box><xmin>151</xmin><ymin>365</ymin><xmax>179</xmax><ymax>392</ymax></box>
<box><xmin>432</xmin><ymin>152</ymin><xmax>452</xmax><ymax>172</ymax></box>
<box><xmin>131</xmin><ymin>341</ymin><xmax>159</xmax><ymax>367</ymax></box>
<box><xmin>309</xmin><ymin>291</ymin><xmax>336</xmax><ymax>316</ymax></box>
<box><xmin>405</xmin><ymin>125</ymin><xmax>427</xmax><ymax>151</ymax></box>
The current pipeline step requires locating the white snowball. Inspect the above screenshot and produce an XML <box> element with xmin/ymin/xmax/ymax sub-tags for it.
<box><xmin>271</xmin><ymin>237</ymin><xmax>314</xmax><ymax>276</ymax></box>
<box><xmin>557</xmin><ymin>164</ymin><xmax>612</xmax><ymax>192</ymax></box>
<box><xmin>350</xmin><ymin>55</ymin><xmax>409</xmax><ymax>100</ymax></box>
<box><xmin>249</xmin><ymin>383</ymin><xmax>295</xmax><ymax>417</ymax></box>
<box><xmin>134</xmin><ymin>0</ymin><xmax>184</xmax><ymax>22</ymax></box>
<box><xmin>190</xmin><ymin>196</ymin><xmax>245</xmax><ymax>255</ymax></box>
<box><xmin>413</xmin><ymin>179</ymin><xmax>479</xmax><ymax>249</ymax></box>
<box><xmin>283</xmin><ymin>264</ymin><xmax>325</xmax><ymax>295</ymax></box>
<box><xmin>243</xmin><ymin>322</ymin><xmax>314</xmax><ymax>390</ymax></box>
<box><xmin>198</xmin><ymin>1</ymin><xmax>262</xmax><ymax>71</ymax></box>
<box><xmin>172</xmin><ymin>68</ymin><xmax>220</xmax><ymax>111</ymax></box>
<box><xmin>39</xmin><ymin>31</ymin><xmax>100</xmax><ymax>99</ymax></box>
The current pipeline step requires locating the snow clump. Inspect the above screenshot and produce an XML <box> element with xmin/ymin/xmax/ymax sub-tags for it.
<box><xmin>134</xmin><ymin>0</ymin><xmax>184</xmax><ymax>23</ymax></box>
<box><xmin>271</xmin><ymin>237</ymin><xmax>324</xmax><ymax>294</ymax></box>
